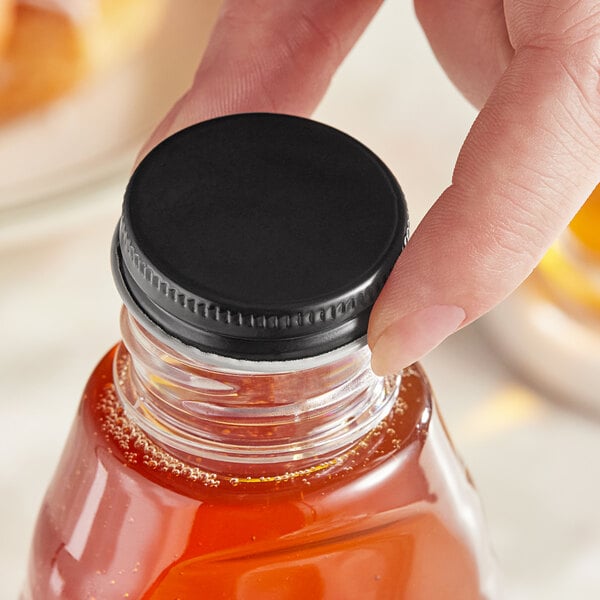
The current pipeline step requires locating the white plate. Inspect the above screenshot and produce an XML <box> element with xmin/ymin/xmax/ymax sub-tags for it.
<box><xmin>0</xmin><ymin>0</ymin><xmax>221</xmax><ymax>239</ymax></box>
<box><xmin>483</xmin><ymin>275</ymin><xmax>600</xmax><ymax>413</ymax></box>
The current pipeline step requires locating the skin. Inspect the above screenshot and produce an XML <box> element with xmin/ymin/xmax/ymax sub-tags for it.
<box><xmin>140</xmin><ymin>0</ymin><xmax>600</xmax><ymax>375</ymax></box>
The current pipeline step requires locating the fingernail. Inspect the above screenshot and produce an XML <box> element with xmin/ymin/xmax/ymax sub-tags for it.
<box><xmin>370</xmin><ymin>305</ymin><xmax>466</xmax><ymax>375</ymax></box>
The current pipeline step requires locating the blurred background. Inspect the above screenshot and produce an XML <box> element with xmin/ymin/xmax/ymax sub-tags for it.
<box><xmin>1</xmin><ymin>1</ymin><xmax>599</xmax><ymax>598</ymax></box>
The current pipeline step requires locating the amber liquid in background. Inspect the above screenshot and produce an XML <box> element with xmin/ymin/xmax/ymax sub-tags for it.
<box><xmin>24</xmin><ymin>347</ymin><xmax>486</xmax><ymax>600</ymax></box>
<box><xmin>568</xmin><ymin>184</ymin><xmax>600</xmax><ymax>256</ymax></box>
<box><xmin>537</xmin><ymin>183</ymin><xmax>600</xmax><ymax>315</ymax></box>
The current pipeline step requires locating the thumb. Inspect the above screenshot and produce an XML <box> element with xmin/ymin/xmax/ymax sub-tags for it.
<box><xmin>369</xmin><ymin>10</ymin><xmax>600</xmax><ymax>374</ymax></box>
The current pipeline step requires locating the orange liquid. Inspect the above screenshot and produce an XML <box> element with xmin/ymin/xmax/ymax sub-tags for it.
<box><xmin>537</xmin><ymin>184</ymin><xmax>600</xmax><ymax>315</ymax></box>
<box><xmin>569</xmin><ymin>183</ymin><xmax>600</xmax><ymax>255</ymax></box>
<box><xmin>24</xmin><ymin>347</ymin><xmax>489</xmax><ymax>599</ymax></box>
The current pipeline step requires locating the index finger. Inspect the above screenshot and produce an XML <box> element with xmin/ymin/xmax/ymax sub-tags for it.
<box><xmin>138</xmin><ymin>0</ymin><xmax>383</xmax><ymax>162</ymax></box>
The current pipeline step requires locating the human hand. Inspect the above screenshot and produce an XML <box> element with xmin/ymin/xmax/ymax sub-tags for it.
<box><xmin>369</xmin><ymin>0</ymin><xmax>600</xmax><ymax>373</ymax></box>
<box><xmin>141</xmin><ymin>0</ymin><xmax>600</xmax><ymax>375</ymax></box>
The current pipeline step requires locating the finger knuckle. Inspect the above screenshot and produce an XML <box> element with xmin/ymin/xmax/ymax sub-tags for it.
<box><xmin>518</xmin><ymin>31</ymin><xmax>600</xmax><ymax>139</ymax></box>
<box><xmin>517</xmin><ymin>2</ymin><xmax>600</xmax><ymax>71</ymax></box>
<box><xmin>514</xmin><ymin>1</ymin><xmax>600</xmax><ymax>47</ymax></box>
<box><xmin>296</xmin><ymin>10</ymin><xmax>343</xmax><ymax>66</ymax></box>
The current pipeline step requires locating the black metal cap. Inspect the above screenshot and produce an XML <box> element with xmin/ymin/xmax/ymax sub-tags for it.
<box><xmin>112</xmin><ymin>113</ymin><xmax>408</xmax><ymax>360</ymax></box>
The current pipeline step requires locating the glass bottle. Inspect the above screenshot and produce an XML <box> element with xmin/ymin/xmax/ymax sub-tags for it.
<box><xmin>485</xmin><ymin>184</ymin><xmax>600</xmax><ymax>411</ymax></box>
<box><xmin>23</xmin><ymin>113</ymin><xmax>495</xmax><ymax>599</ymax></box>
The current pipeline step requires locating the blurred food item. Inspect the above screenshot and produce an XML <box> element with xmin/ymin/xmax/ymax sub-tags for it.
<box><xmin>485</xmin><ymin>184</ymin><xmax>600</xmax><ymax>412</ymax></box>
<box><xmin>0</xmin><ymin>0</ymin><xmax>165</xmax><ymax>121</ymax></box>
<box><xmin>0</xmin><ymin>1</ymin><xmax>15</xmax><ymax>55</ymax></box>
<box><xmin>0</xmin><ymin>0</ymin><xmax>221</xmax><ymax>238</ymax></box>
<box><xmin>537</xmin><ymin>183</ymin><xmax>600</xmax><ymax>317</ymax></box>
<box><xmin>569</xmin><ymin>184</ymin><xmax>600</xmax><ymax>255</ymax></box>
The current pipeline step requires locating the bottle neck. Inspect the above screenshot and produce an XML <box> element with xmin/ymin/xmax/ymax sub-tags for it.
<box><xmin>114</xmin><ymin>308</ymin><xmax>400</xmax><ymax>477</ymax></box>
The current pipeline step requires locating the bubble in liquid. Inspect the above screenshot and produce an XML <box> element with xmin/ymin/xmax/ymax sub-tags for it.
<box><xmin>392</xmin><ymin>400</ymin><xmax>408</xmax><ymax>416</ymax></box>
<box><xmin>96</xmin><ymin>357</ymin><xmax>414</xmax><ymax>490</ymax></box>
<box><xmin>96</xmin><ymin>382</ymin><xmax>220</xmax><ymax>488</ymax></box>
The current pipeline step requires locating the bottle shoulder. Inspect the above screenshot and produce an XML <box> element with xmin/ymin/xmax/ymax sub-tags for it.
<box><xmin>81</xmin><ymin>344</ymin><xmax>435</xmax><ymax>504</ymax></box>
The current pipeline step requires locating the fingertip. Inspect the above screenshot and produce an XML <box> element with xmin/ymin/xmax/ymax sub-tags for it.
<box><xmin>370</xmin><ymin>304</ymin><xmax>466</xmax><ymax>375</ymax></box>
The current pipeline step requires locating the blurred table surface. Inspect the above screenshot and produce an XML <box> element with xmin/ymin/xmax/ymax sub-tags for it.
<box><xmin>1</xmin><ymin>2</ymin><xmax>599</xmax><ymax>599</ymax></box>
